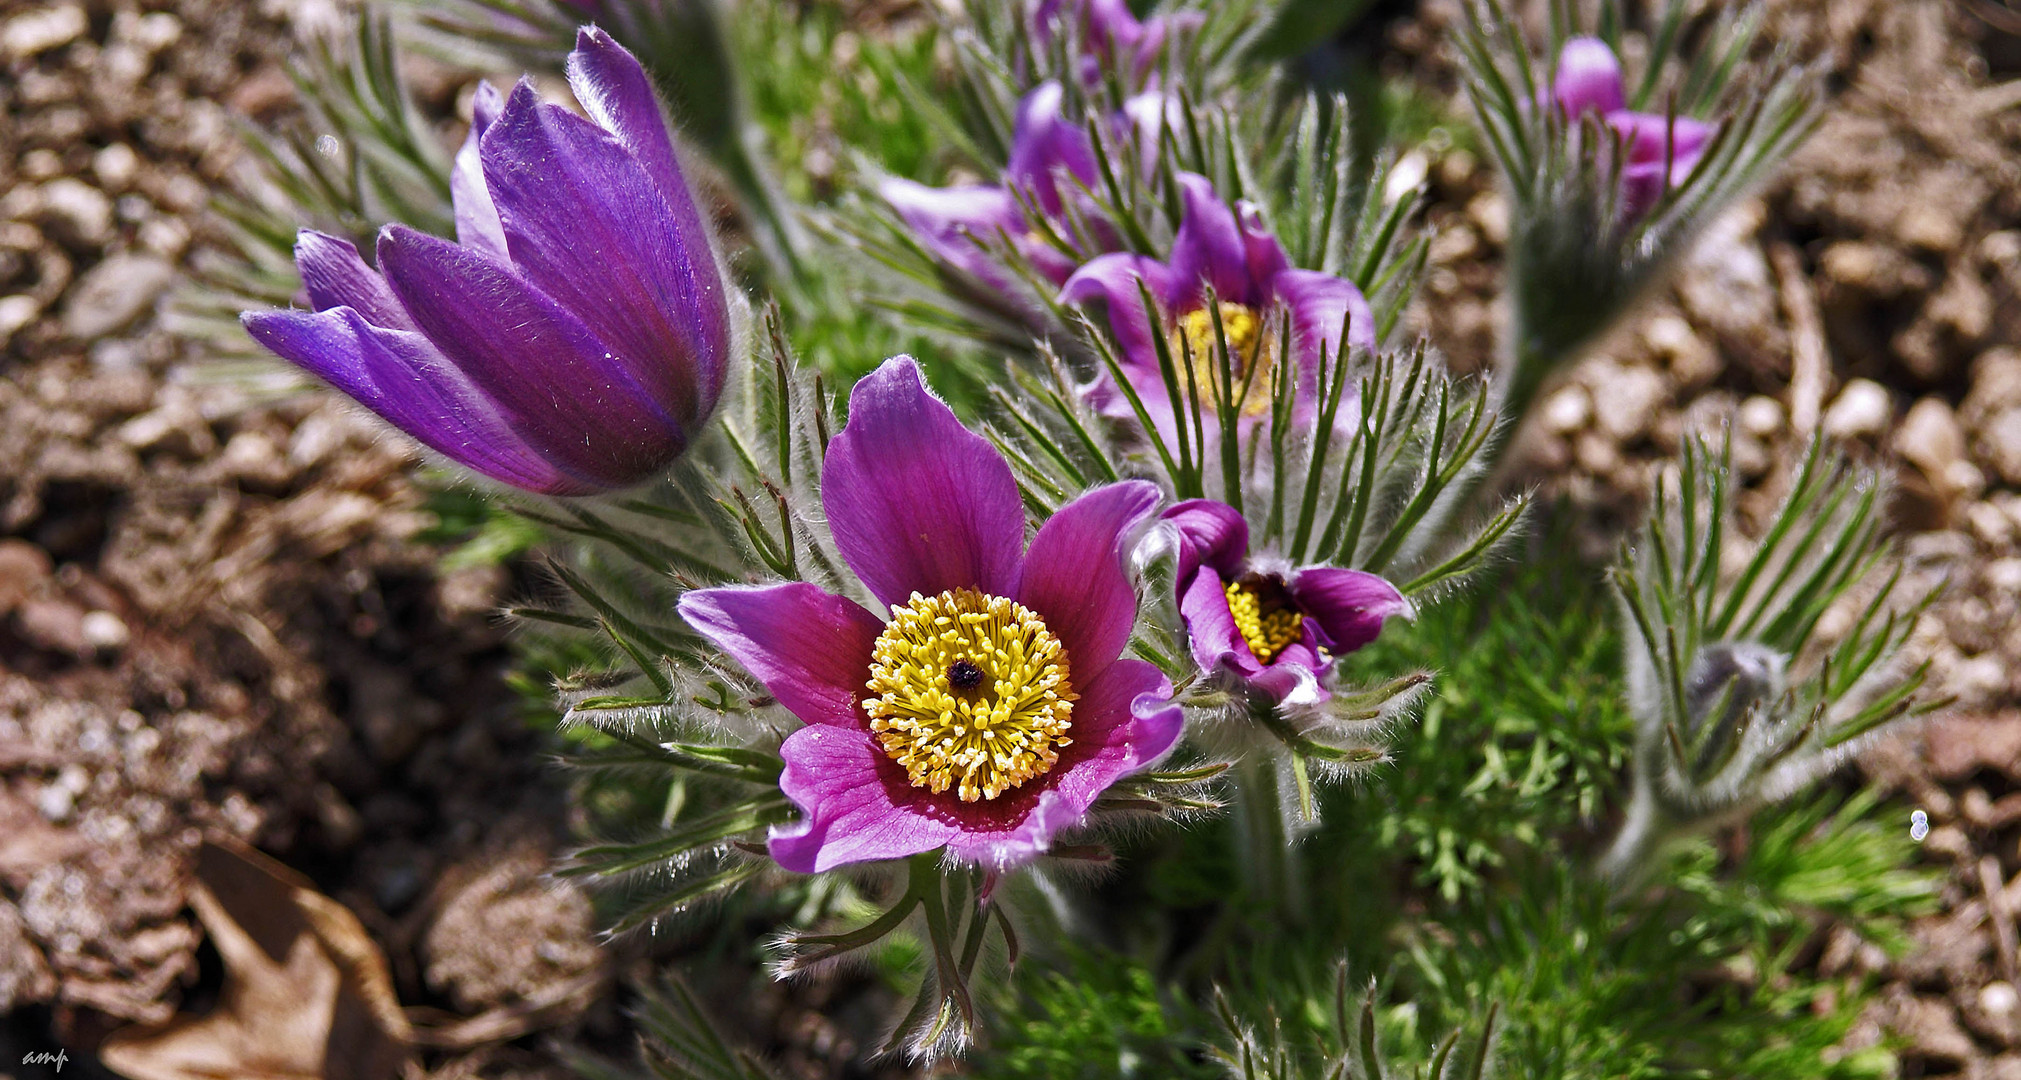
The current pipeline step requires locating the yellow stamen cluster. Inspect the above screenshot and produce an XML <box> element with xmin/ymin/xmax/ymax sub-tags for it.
<box><xmin>1170</xmin><ymin>302</ymin><xmax>1277</xmax><ymax>418</ymax></box>
<box><xmin>864</xmin><ymin>588</ymin><xmax>1075</xmax><ymax>802</ymax></box>
<box><xmin>1225</xmin><ymin>579</ymin><xmax>1305</xmax><ymax>664</ymax></box>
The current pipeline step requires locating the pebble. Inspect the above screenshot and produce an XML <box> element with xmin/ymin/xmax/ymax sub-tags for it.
<box><xmin>1978</xmin><ymin>408</ymin><xmax>2021</xmax><ymax>486</ymax></box>
<box><xmin>1821</xmin><ymin>379</ymin><xmax>1892</xmax><ymax>441</ymax></box>
<box><xmin>36</xmin><ymin>179</ymin><xmax>113</xmax><ymax>249</ymax></box>
<box><xmin>1542</xmin><ymin>385</ymin><xmax>1591</xmax><ymax>434</ymax></box>
<box><xmin>1738</xmin><ymin>396</ymin><xmax>1786</xmax><ymax>439</ymax></box>
<box><xmin>92</xmin><ymin>145</ymin><xmax>141</xmax><ymax>192</ymax></box>
<box><xmin>1</xmin><ymin>4</ymin><xmax>87</xmax><ymax>60</ymax></box>
<box><xmin>61</xmin><ymin>253</ymin><xmax>176</xmax><ymax>340</ymax></box>
<box><xmin>1590</xmin><ymin>363</ymin><xmax>1669</xmax><ymax>443</ymax></box>
<box><xmin>1893</xmin><ymin>397</ymin><xmax>1967</xmax><ymax>479</ymax></box>
<box><xmin>0</xmin><ymin>296</ymin><xmax>41</xmax><ymax>347</ymax></box>
<box><xmin>79</xmin><ymin>611</ymin><xmax>129</xmax><ymax>652</ymax></box>
<box><xmin>1986</xmin><ymin>983</ymin><xmax>2020</xmax><ymax>1019</ymax></box>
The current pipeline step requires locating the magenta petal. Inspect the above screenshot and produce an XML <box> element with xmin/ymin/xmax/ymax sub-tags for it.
<box><xmin>451</xmin><ymin>82</ymin><xmax>509</xmax><ymax>262</ymax></box>
<box><xmin>1273</xmin><ymin>268</ymin><xmax>1377</xmax><ymax>368</ymax></box>
<box><xmin>1169</xmin><ymin>172</ymin><xmax>1252</xmax><ymax>306</ymax></box>
<box><xmin>1061</xmin><ymin>252</ymin><xmax>1181</xmax><ymax>374</ymax></box>
<box><xmin>1177</xmin><ymin>562</ymin><xmax>1253</xmax><ymax>676</ymax></box>
<box><xmin>880</xmin><ymin>177</ymin><xmax>1023</xmax><ymax>290</ymax></box>
<box><xmin>1609</xmin><ymin>111</ymin><xmax>1714</xmax><ymax>166</ymax></box>
<box><xmin>294</xmin><ymin>231</ymin><xmax>411</xmax><ymax>330</ymax></box>
<box><xmin>1017</xmin><ymin>480</ymin><xmax>1161</xmax><ymax>684</ymax></box>
<box><xmin>1006</xmin><ymin>81</ymin><xmax>1098</xmax><ymax>216</ymax></box>
<box><xmin>677</xmin><ymin>583</ymin><xmax>884</xmax><ymax>728</ymax></box>
<box><xmin>375</xmin><ymin>224</ymin><xmax>687</xmax><ymax>487</ymax></box>
<box><xmin>822</xmin><ymin>357</ymin><xmax>1025</xmax><ymax>610</ymax></box>
<box><xmin>1161</xmin><ymin>498</ymin><xmax>1249</xmax><ymax>586</ymax></box>
<box><xmin>1554</xmin><ymin>36</ymin><xmax>1625</xmax><ymax>116</ymax></box>
<box><xmin>768</xmin><ymin>726</ymin><xmax>958</xmax><ymax>872</ymax></box>
<box><xmin>1237</xmin><ymin>203</ymin><xmax>1289</xmax><ymax>289</ymax></box>
<box><xmin>480</xmin><ymin>83</ymin><xmax>729</xmax><ymax>429</ymax></box>
<box><xmin>241</xmin><ymin>307</ymin><xmax>578</xmax><ymax>494</ymax></box>
<box><xmin>1289</xmin><ymin>567</ymin><xmax>1407</xmax><ymax>655</ymax></box>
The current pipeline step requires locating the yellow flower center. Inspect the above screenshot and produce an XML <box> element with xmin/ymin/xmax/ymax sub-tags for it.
<box><xmin>1169</xmin><ymin>302</ymin><xmax>1277</xmax><ymax>418</ymax></box>
<box><xmin>1225</xmin><ymin>577</ymin><xmax>1305</xmax><ymax>664</ymax></box>
<box><xmin>864</xmin><ymin>588</ymin><xmax>1076</xmax><ymax>802</ymax></box>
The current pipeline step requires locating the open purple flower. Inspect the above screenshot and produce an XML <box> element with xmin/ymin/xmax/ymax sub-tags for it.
<box><xmin>1550</xmin><ymin>36</ymin><xmax>1714</xmax><ymax>220</ymax></box>
<box><xmin>678</xmin><ymin>357</ymin><xmax>1180</xmax><ymax>873</ymax></box>
<box><xmin>1034</xmin><ymin>0</ymin><xmax>1203</xmax><ymax>88</ymax></box>
<box><xmin>1164</xmin><ymin>500</ymin><xmax>1407</xmax><ymax>705</ymax></box>
<box><xmin>881</xmin><ymin>82</ymin><xmax>1106</xmax><ymax>293</ymax></box>
<box><xmin>242</xmin><ymin>29</ymin><xmax>732</xmax><ymax>496</ymax></box>
<box><xmin>1060</xmin><ymin>173</ymin><xmax>1374</xmax><ymax>444</ymax></box>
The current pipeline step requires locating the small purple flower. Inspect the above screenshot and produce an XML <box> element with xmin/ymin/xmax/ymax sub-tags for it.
<box><xmin>1550</xmin><ymin>36</ymin><xmax>1714</xmax><ymax>220</ymax></box>
<box><xmin>678</xmin><ymin>357</ymin><xmax>1180</xmax><ymax>873</ymax></box>
<box><xmin>1034</xmin><ymin>0</ymin><xmax>1203</xmax><ymax>88</ymax></box>
<box><xmin>1060</xmin><ymin>173</ymin><xmax>1374</xmax><ymax>443</ymax></box>
<box><xmin>242</xmin><ymin>29</ymin><xmax>732</xmax><ymax>496</ymax></box>
<box><xmin>881</xmin><ymin>82</ymin><xmax>1104</xmax><ymax>293</ymax></box>
<box><xmin>1164</xmin><ymin>500</ymin><xmax>1406</xmax><ymax>705</ymax></box>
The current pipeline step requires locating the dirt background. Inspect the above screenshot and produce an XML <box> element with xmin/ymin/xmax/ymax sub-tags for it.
<box><xmin>0</xmin><ymin>0</ymin><xmax>2016</xmax><ymax>1076</ymax></box>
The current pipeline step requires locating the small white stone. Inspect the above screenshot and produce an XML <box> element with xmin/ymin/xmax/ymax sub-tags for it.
<box><xmin>2</xmin><ymin>4</ymin><xmax>87</xmax><ymax>60</ymax></box>
<box><xmin>1543</xmin><ymin>385</ymin><xmax>1591</xmax><ymax>433</ymax></box>
<box><xmin>34</xmin><ymin>784</ymin><xmax>72</xmax><ymax>823</ymax></box>
<box><xmin>79</xmin><ymin>611</ymin><xmax>128</xmax><ymax>651</ymax></box>
<box><xmin>1981</xmin><ymin>982</ymin><xmax>2018</xmax><ymax>1018</ymax></box>
<box><xmin>1821</xmin><ymin>379</ymin><xmax>1892</xmax><ymax>441</ymax></box>
<box><xmin>1738</xmin><ymin>396</ymin><xmax>1786</xmax><ymax>439</ymax></box>
<box><xmin>1892</xmin><ymin>397</ymin><xmax>1966</xmax><ymax>478</ymax></box>
<box><xmin>93</xmin><ymin>144</ymin><xmax>140</xmax><ymax>191</ymax></box>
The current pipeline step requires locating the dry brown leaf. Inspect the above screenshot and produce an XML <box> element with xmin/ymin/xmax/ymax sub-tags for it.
<box><xmin>99</xmin><ymin>837</ymin><xmax>413</xmax><ymax>1080</ymax></box>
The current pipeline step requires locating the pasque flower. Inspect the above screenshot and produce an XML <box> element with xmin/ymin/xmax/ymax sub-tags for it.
<box><xmin>1061</xmin><ymin>173</ymin><xmax>1374</xmax><ymax>443</ymax></box>
<box><xmin>1550</xmin><ymin>36</ymin><xmax>1714</xmax><ymax>220</ymax></box>
<box><xmin>1164</xmin><ymin>500</ymin><xmax>1406</xmax><ymax>705</ymax></box>
<box><xmin>678</xmin><ymin>357</ymin><xmax>1181</xmax><ymax>872</ymax></box>
<box><xmin>242</xmin><ymin>29</ymin><xmax>732</xmax><ymax>496</ymax></box>
<box><xmin>1034</xmin><ymin>0</ymin><xmax>1202</xmax><ymax>88</ymax></box>
<box><xmin>881</xmin><ymin>82</ymin><xmax>1105</xmax><ymax>292</ymax></box>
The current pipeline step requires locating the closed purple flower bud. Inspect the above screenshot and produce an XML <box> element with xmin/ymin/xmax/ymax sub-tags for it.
<box><xmin>242</xmin><ymin>28</ymin><xmax>734</xmax><ymax>496</ymax></box>
<box><xmin>1549</xmin><ymin>36</ymin><xmax>1715</xmax><ymax>221</ymax></box>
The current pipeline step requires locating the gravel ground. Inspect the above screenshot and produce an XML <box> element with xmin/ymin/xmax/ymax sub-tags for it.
<box><xmin>0</xmin><ymin>0</ymin><xmax>2017</xmax><ymax>1076</ymax></box>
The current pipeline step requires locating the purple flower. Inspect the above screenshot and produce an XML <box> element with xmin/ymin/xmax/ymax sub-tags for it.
<box><xmin>1550</xmin><ymin>36</ymin><xmax>1714</xmax><ymax>220</ymax></box>
<box><xmin>881</xmin><ymin>82</ymin><xmax>1106</xmax><ymax>293</ymax></box>
<box><xmin>1164</xmin><ymin>500</ymin><xmax>1406</xmax><ymax>705</ymax></box>
<box><xmin>677</xmin><ymin>357</ymin><xmax>1180</xmax><ymax>873</ymax></box>
<box><xmin>1034</xmin><ymin>0</ymin><xmax>1203</xmax><ymax>88</ymax></box>
<box><xmin>242</xmin><ymin>29</ymin><xmax>732</xmax><ymax>496</ymax></box>
<box><xmin>1060</xmin><ymin>173</ymin><xmax>1374</xmax><ymax>443</ymax></box>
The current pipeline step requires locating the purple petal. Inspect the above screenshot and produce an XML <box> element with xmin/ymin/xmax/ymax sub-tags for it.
<box><xmin>375</xmin><ymin>224</ymin><xmax>687</xmax><ymax>488</ymax></box>
<box><xmin>1272</xmin><ymin>268</ymin><xmax>1377</xmax><ymax>368</ymax></box>
<box><xmin>1553</xmin><ymin>36</ymin><xmax>1625</xmax><ymax>116</ymax></box>
<box><xmin>481</xmin><ymin>81</ymin><xmax>729</xmax><ymax>429</ymax></box>
<box><xmin>1160</xmin><ymin>498</ymin><xmax>1249</xmax><ymax>588</ymax></box>
<box><xmin>451</xmin><ymin>82</ymin><xmax>509</xmax><ymax>262</ymax></box>
<box><xmin>880</xmin><ymin>177</ymin><xmax>1023</xmax><ymax>290</ymax></box>
<box><xmin>1017</xmin><ymin>480</ymin><xmax>1161</xmax><ymax>685</ymax></box>
<box><xmin>242</xmin><ymin>306</ymin><xmax>578</xmax><ymax>494</ymax></box>
<box><xmin>677</xmin><ymin>583</ymin><xmax>884</xmax><ymax>728</ymax></box>
<box><xmin>1169</xmin><ymin>172</ymin><xmax>1253</xmax><ymax>307</ymax></box>
<box><xmin>1289</xmin><ymin>567</ymin><xmax>1407</xmax><ymax>655</ymax></box>
<box><xmin>821</xmin><ymin>357</ymin><xmax>1025</xmax><ymax>610</ymax></box>
<box><xmin>768</xmin><ymin>726</ymin><xmax>958</xmax><ymax>872</ymax></box>
<box><xmin>1119</xmin><ymin>91</ymin><xmax>1178</xmax><ymax>173</ymax></box>
<box><xmin>1006</xmin><ymin>82</ymin><xmax>1098</xmax><ymax>216</ymax></box>
<box><xmin>295</xmin><ymin>231</ymin><xmax>410</xmax><ymax>329</ymax></box>
<box><xmin>1237</xmin><ymin>203</ymin><xmax>1289</xmax><ymax>289</ymax></box>
<box><xmin>1177</xmin><ymin>561</ymin><xmax>1250</xmax><ymax>676</ymax></box>
<box><xmin>1608</xmin><ymin>111</ymin><xmax>1715</xmax><ymax>167</ymax></box>
<box><xmin>1060</xmin><ymin>252</ymin><xmax>1181</xmax><ymax>375</ymax></box>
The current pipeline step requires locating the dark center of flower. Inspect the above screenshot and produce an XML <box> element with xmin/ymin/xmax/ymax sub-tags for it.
<box><xmin>863</xmin><ymin>588</ymin><xmax>1076</xmax><ymax>802</ymax></box>
<box><xmin>947</xmin><ymin>659</ymin><xmax>985</xmax><ymax>690</ymax></box>
<box><xmin>1170</xmin><ymin>302</ymin><xmax>1278</xmax><ymax>418</ymax></box>
<box><xmin>1225</xmin><ymin>573</ymin><xmax>1305</xmax><ymax>664</ymax></box>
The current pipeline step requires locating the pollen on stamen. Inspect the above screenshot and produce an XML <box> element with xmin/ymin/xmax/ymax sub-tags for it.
<box><xmin>1225</xmin><ymin>577</ymin><xmax>1305</xmax><ymax>664</ymax></box>
<box><xmin>1171</xmin><ymin>302</ymin><xmax>1277</xmax><ymax>418</ymax></box>
<box><xmin>864</xmin><ymin>588</ymin><xmax>1075</xmax><ymax>802</ymax></box>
